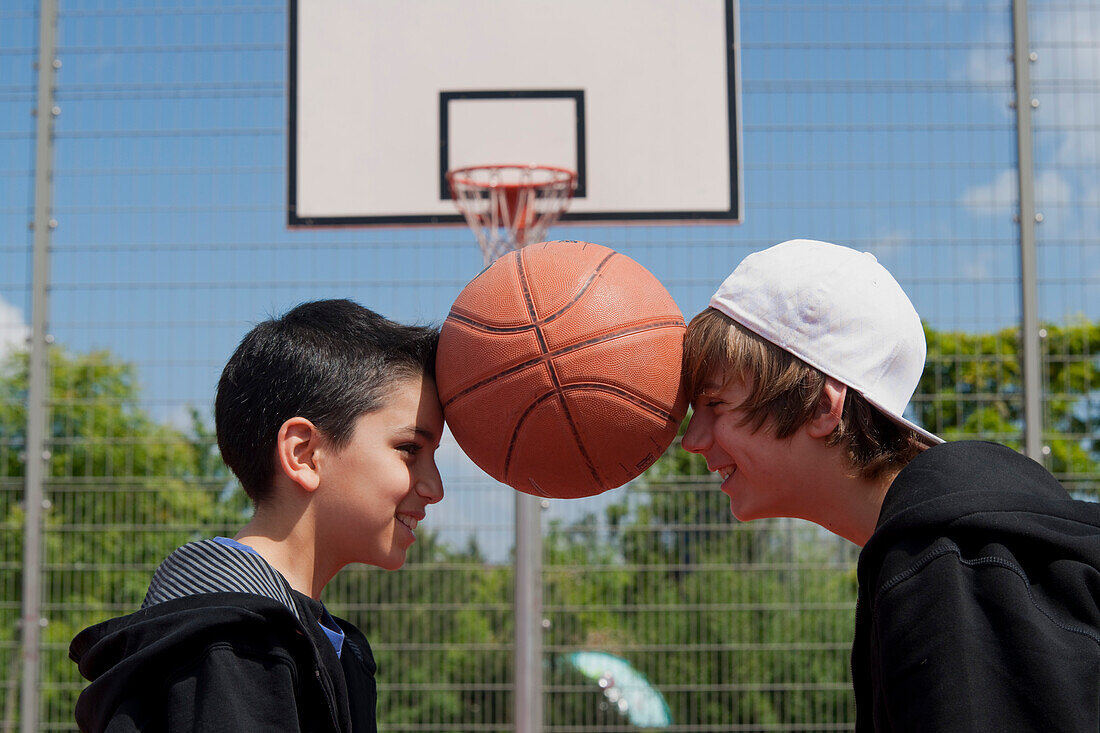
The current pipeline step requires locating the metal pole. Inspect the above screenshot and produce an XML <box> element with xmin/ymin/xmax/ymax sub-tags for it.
<box><xmin>1011</xmin><ymin>0</ymin><xmax>1043</xmax><ymax>462</ymax></box>
<box><xmin>472</xmin><ymin>246</ymin><xmax>544</xmax><ymax>733</ymax></box>
<box><xmin>22</xmin><ymin>1</ymin><xmax>59</xmax><ymax>730</ymax></box>
<box><xmin>513</xmin><ymin>494</ymin><xmax>543</xmax><ymax>732</ymax></box>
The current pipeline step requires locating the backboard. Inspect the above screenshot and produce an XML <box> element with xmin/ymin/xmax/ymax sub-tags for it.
<box><xmin>288</xmin><ymin>0</ymin><xmax>741</xmax><ymax>227</ymax></box>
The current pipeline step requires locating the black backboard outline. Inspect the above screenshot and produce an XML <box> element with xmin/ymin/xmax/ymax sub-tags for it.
<box><xmin>287</xmin><ymin>0</ymin><xmax>741</xmax><ymax>227</ymax></box>
<box><xmin>439</xmin><ymin>90</ymin><xmax>587</xmax><ymax>201</ymax></box>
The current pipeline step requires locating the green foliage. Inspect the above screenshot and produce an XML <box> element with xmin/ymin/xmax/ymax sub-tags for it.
<box><xmin>919</xmin><ymin>319</ymin><xmax>1100</xmax><ymax>490</ymax></box>
<box><xmin>5</xmin><ymin>319</ymin><xmax>1099</xmax><ymax>730</ymax></box>
<box><xmin>327</xmin><ymin>530</ymin><xmax>514</xmax><ymax>728</ymax></box>
<box><xmin>536</xmin><ymin>318</ymin><xmax>1100</xmax><ymax>728</ymax></box>
<box><xmin>1</xmin><ymin>346</ymin><xmax>242</xmax><ymax>727</ymax></box>
<box><xmin>541</xmin><ymin>458</ymin><xmax>858</xmax><ymax>729</ymax></box>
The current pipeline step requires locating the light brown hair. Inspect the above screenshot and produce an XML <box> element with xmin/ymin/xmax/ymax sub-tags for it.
<box><xmin>683</xmin><ymin>308</ymin><xmax>925</xmax><ymax>479</ymax></box>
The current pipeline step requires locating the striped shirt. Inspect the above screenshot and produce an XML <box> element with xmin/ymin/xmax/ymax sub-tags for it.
<box><xmin>142</xmin><ymin>538</ymin><xmax>348</xmax><ymax>656</ymax></box>
<box><xmin>142</xmin><ymin>538</ymin><xmax>303</xmax><ymax>622</ymax></box>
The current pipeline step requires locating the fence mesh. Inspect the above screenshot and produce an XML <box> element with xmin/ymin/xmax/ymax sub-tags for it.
<box><xmin>2</xmin><ymin>0</ymin><xmax>1098</xmax><ymax>730</ymax></box>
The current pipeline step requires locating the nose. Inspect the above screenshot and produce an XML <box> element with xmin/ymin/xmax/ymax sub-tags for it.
<box><xmin>416</xmin><ymin>460</ymin><xmax>445</xmax><ymax>504</ymax></box>
<box><xmin>680</xmin><ymin>408</ymin><xmax>712</xmax><ymax>455</ymax></box>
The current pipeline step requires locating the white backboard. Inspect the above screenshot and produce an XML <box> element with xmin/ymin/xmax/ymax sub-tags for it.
<box><xmin>289</xmin><ymin>0</ymin><xmax>742</xmax><ymax>226</ymax></box>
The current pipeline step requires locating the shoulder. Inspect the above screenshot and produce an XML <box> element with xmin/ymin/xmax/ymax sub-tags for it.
<box><xmin>862</xmin><ymin>441</ymin><xmax>1100</xmax><ymax>586</ymax></box>
<box><xmin>894</xmin><ymin>440</ymin><xmax>1066</xmax><ymax>499</ymax></box>
<box><xmin>71</xmin><ymin>596</ymin><xmax>333</xmax><ymax>733</ymax></box>
<box><xmin>859</xmin><ymin>442</ymin><xmax>1100</xmax><ymax>626</ymax></box>
<box><xmin>876</xmin><ymin>440</ymin><xmax>1085</xmax><ymax>531</ymax></box>
<box><xmin>73</xmin><ymin>593</ymin><xmax>308</xmax><ymax>673</ymax></box>
<box><xmin>71</xmin><ymin>594</ymin><xmax>315</xmax><ymax>697</ymax></box>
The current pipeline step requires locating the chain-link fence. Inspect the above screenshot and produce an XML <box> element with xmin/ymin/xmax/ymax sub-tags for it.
<box><xmin>2</xmin><ymin>0</ymin><xmax>1098</xmax><ymax>730</ymax></box>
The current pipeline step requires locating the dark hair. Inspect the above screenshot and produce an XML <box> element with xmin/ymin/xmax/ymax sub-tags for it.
<box><xmin>683</xmin><ymin>307</ymin><xmax>925</xmax><ymax>479</ymax></box>
<box><xmin>215</xmin><ymin>299</ymin><xmax>439</xmax><ymax>503</ymax></box>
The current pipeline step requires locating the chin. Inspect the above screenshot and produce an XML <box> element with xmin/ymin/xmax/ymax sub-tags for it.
<box><xmin>374</xmin><ymin>555</ymin><xmax>405</xmax><ymax>571</ymax></box>
<box><xmin>730</xmin><ymin>506</ymin><xmax>755</xmax><ymax>522</ymax></box>
<box><xmin>728</xmin><ymin>499</ymin><xmax>767</xmax><ymax>523</ymax></box>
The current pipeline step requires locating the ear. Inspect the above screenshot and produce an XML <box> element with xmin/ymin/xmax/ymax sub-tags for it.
<box><xmin>275</xmin><ymin>417</ymin><xmax>324</xmax><ymax>493</ymax></box>
<box><xmin>805</xmin><ymin>377</ymin><xmax>847</xmax><ymax>439</ymax></box>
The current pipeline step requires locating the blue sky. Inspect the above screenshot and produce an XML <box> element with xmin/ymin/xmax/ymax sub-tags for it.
<box><xmin>1</xmin><ymin>0</ymin><xmax>1098</xmax><ymax>556</ymax></box>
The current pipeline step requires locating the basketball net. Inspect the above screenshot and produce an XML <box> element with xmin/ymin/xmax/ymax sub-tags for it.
<box><xmin>447</xmin><ymin>164</ymin><xmax>577</xmax><ymax>264</ymax></box>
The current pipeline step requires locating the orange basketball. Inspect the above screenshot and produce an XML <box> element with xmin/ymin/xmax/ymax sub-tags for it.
<box><xmin>436</xmin><ymin>240</ymin><xmax>688</xmax><ymax>499</ymax></box>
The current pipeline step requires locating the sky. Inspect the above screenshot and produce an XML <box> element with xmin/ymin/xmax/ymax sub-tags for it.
<box><xmin>1</xmin><ymin>0</ymin><xmax>1098</xmax><ymax>557</ymax></box>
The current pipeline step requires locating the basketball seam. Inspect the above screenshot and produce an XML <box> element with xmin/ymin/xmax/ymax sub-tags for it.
<box><xmin>501</xmin><ymin>381</ymin><xmax>682</xmax><ymax>491</ymax></box>
<box><xmin>554</xmin><ymin>383</ymin><xmax>681</xmax><ymax>421</ymax></box>
<box><xmin>509</xmin><ymin>248</ymin><xmax>603</xmax><ymax>490</ymax></box>
<box><xmin>503</xmin><ymin>387</ymin><xmax>579</xmax><ymax>484</ymax></box>
<box><xmin>445</xmin><ymin>250</ymin><xmax>616</xmax><ymax>332</ymax></box>
<box><xmin>443</xmin><ymin>313</ymin><xmax>538</xmax><ymax>334</ymax></box>
<box><xmin>537</xmin><ymin>250</ymin><xmax>617</xmax><ymax>325</ymax></box>
<box><xmin>440</xmin><ymin>318</ymin><xmax>686</xmax><ymax>408</ymax></box>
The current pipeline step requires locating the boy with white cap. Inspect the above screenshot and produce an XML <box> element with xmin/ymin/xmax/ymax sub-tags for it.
<box><xmin>681</xmin><ymin>239</ymin><xmax>1100</xmax><ymax>731</ymax></box>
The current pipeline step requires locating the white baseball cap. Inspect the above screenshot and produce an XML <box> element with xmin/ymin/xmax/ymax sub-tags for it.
<box><xmin>709</xmin><ymin>239</ymin><xmax>943</xmax><ymax>446</ymax></box>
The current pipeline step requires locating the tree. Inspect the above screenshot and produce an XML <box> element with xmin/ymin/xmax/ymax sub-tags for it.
<box><xmin>0</xmin><ymin>346</ymin><xmax>242</xmax><ymax>727</ymax></box>
<box><xmin>325</xmin><ymin>530</ymin><xmax>515</xmax><ymax>729</ymax></box>
<box><xmin>539</xmin><ymin>318</ymin><xmax>1100</xmax><ymax>729</ymax></box>
<box><xmin>5</xmin><ymin>318</ymin><xmax>1099</xmax><ymax>730</ymax></box>
<box><xmin>541</xmin><ymin>434</ymin><xmax>858</xmax><ymax>731</ymax></box>
<box><xmin>918</xmin><ymin>318</ymin><xmax>1100</xmax><ymax>495</ymax></box>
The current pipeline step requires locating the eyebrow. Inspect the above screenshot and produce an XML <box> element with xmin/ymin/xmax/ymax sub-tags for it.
<box><xmin>399</xmin><ymin>425</ymin><xmax>440</xmax><ymax>443</ymax></box>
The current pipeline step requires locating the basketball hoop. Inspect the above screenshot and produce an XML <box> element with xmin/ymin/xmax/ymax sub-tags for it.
<box><xmin>447</xmin><ymin>164</ymin><xmax>577</xmax><ymax>264</ymax></box>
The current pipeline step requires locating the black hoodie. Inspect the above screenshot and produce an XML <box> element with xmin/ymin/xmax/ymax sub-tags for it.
<box><xmin>853</xmin><ymin>441</ymin><xmax>1100</xmax><ymax>731</ymax></box>
<box><xmin>69</xmin><ymin>541</ymin><xmax>377</xmax><ymax>732</ymax></box>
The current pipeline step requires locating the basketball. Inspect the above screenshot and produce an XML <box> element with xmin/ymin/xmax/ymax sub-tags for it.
<box><xmin>436</xmin><ymin>240</ymin><xmax>688</xmax><ymax>499</ymax></box>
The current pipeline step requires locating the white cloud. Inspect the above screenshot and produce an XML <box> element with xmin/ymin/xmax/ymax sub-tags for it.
<box><xmin>960</xmin><ymin>169</ymin><xmax>1072</xmax><ymax>216</ymax></box>
<box><xmin>965</xmin><ymin>5</ymin><xmax>1100</xmax><ymax>166</ymax></box>
<box><xmin>1084</xmin><ymin>181</ymin><xmax>1100</xmax><ymax>207</ymax></box>
<box><xmin>959</xmin><ymin>248</ymin><xmax>999</xmax><ymax>281</ymax></box>
<box><xmin>1034</xmin><ymin>169</ymin><xmax>1073</xmax><ymax>210</ymax></box>
<box><xmin>961</xmin><ymin>169</ymin><xmax>1017</xmax><ymax>215</ymax></box>
<box><xmin>0</xmin><ymin>297</ymin><xmax>29</xmax><ymax>361</ymax></box>
<box><xmin>1031</xmin><ymin>8</ymin><xmax>1100</xmax><ymax>166</ymax></box>
<box><xmin>868</xmin><ymin>231</ymin><xmax>909</xmax><ymax>256</ymax></box>
<box><xmin>965</xmin><ymin>43</ymin><xmax>1012</xmax><ymax>87</ymax></box>
<box><xmin>862</xmin><ymin>231</ymin><xmax>912</xmax><ymax>274</ymax></box>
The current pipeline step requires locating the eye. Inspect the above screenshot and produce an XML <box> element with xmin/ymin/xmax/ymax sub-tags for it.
<box><xmin>398</xmin><ymin>443</ymin><xmax>421</xmax><ymax>455</ymax></box>
<box><xmin>692</xmin><ymin>396</ymin><xmax>722</xmax><ymax>411</ymax></box>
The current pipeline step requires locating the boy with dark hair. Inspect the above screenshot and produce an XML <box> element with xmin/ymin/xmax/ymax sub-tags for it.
<box><xmin>70</xmin><ymin>299</ymin><xmax>445</xmax><ymax>732</ymax></box>
<box><xmin>681</xmin><ymin>240</ymin><xmax>1100</xmax><ymax>731</ymax></box>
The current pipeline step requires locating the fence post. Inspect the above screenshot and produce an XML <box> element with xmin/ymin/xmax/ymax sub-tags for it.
<box><xmin>1012</xmin><ymin>0</ymin><xmax>1043</xmax><ymax>462</ymax></box>
<box><xmin>22</xmin><ymin>0</ymin><xmax>60</xmax><ymax>730</ymax></box>
<box><xmin>514</xmin><ymin>493</ymin><xmax>544</xmax><ymax>732</ymax></box>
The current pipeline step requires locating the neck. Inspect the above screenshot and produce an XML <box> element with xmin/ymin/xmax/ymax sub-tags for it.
<box><xmin>789</xmin><ymin>433</ymin><xmax>896</xmax><ymax>547</ymax></box>
<box><xmin>813</xmin><ymin>470</ymin><xmax>895</xmax><ymax>547</ymax></box>
<box><xmin>234</xmin><ymin>499</ymin><xmax>340</xmax><ymax>600</ymax></box>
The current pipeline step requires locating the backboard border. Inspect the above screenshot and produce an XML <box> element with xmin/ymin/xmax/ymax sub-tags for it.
<box><xmin>287</xmin><ymin>0</ymin><xmax>742</xmax><ymax>228</ymax></box>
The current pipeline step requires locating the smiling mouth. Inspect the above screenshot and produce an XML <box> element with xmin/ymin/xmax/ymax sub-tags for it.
<box><xmin>397</xmin><ymin>515</ymin><xmax>419</xmax><ymax>532</ymax></box>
